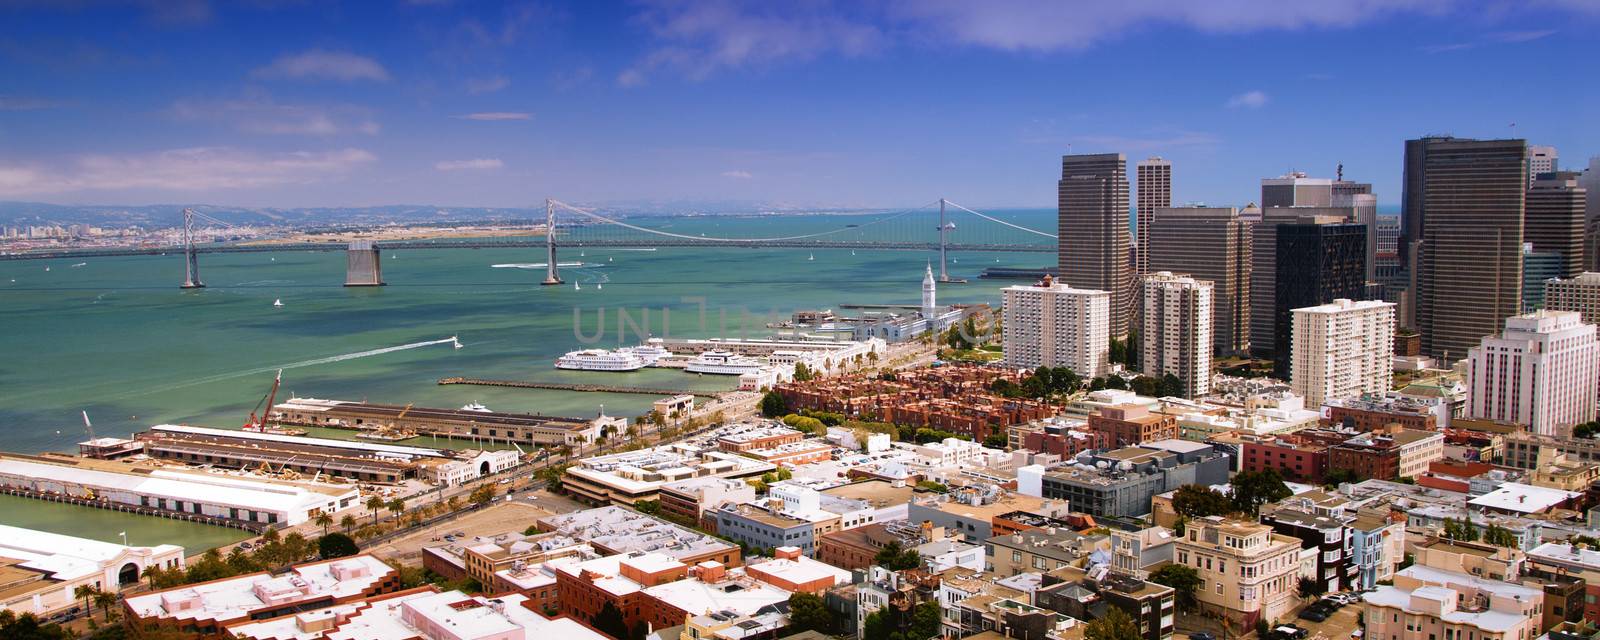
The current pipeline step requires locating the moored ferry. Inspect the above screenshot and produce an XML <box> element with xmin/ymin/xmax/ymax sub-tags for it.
<box><xmin>555</xmin><ymin>349</ymin><xmax>649</xmax><ymax>371</ymax></box>
<box><xmin>684</xmin><ymin>350</ymin><xmax>767</xmax><ymax>375</ymax></box>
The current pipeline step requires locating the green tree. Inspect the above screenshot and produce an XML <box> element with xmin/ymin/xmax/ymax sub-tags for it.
<box><xmin>340</xmin><ymin>514</ymin><xmax>358</xmax><ymax>533</ymax></box>
<box><xmin>386</xmin><ymin>497</ymin><xmax>406</xmax><ymax>522</ymax></box>
<box><xmin>1442</xmin><ymin>517</ymin><xmax>1480</xmax><ymax>542</ymax></box>
<box><xmin>93</xmin><ymin>589</ymin><xmax>119</xmax><ymax>622</ymax></box>
<box><xmin>788</xmin><ymin>592</ymin><xmax>833</xmax><ymax>634</ymax></box>
<box><xmin>469</xmin><ymin>484</ymin><xmax>496</xmax><ymax>506</ymax></box>
<box><xmin>1323</xmin><ymin>468</ymin><xmax>1358</xmax><ymax>486</ymax></box>
<box><xmin>634</xmin><ymin>500</ymin><xmax>661</xmax><ymax>516</ymax></box>
<box><xmin>1171</xmin><ymin>484</ymin><xmax>1234</xmax><ymax>518</ymax></box>
<box><xmin>0</xmin><ymin>610</ymin><xmax>73</xmax><ymax>640</ymax></box>
<box><xmin>1130</xmin><ymin>376</ymin><xmax>1160</xmax><ymax>397</ymax></box>
<box><xmin>592</xmin><ymin>600</ymin><xmax>630</xmax><ymax>640</ymax></box>
<box><xmin>314</xmin><ymin>511</ymin><xmax>334</xmax><ymax>536</ymax></box>
<box><xmin>863</xmin><ymin>610</ymin><xmax>890</xmax><ymax>640</ymax></box>
<box><xmin>1149</xmin><ymin>564</ymin><xmax>1201</xmax><ymax>613</ymax></box>
<box><xmin>1298</xmin><ymin>576</ymin><xmax>1325</xmax><ymax>597</ymax></box>
<box><xmin>759</xmin><ymin>391</ymin><xmax>789</xmax><ymax>418</ymax></box>
<box><xmin>1103</xmin><ymin>375</ymin><xmax>1128</xmax><ymax>390</ymax></box>
<box><xmin>365</xmin><ymin>495</ymin><xmax>385</xmax><ymax>524</ymax></box>
<box><xmin>909</xmin><ymin>600</ymin><xmax>941</xmax><ymax>640</ymax></box>
<box><xmin>1158</xmin><ymin>373</ymin><xmax>1185</xmax><ymax>398</ymax></box>
<box><xmin>1085</xmin><ymin>604</ymin><xmax>1142</xmax><ymax>640</ymax></box>
<box><xmin>73</xmin><ymin>584</ymin><xmax>99</xmax><ymax>618</ymax></box>
<box><xmin>983</xmin><ymin>433</ymin><xmax>1009</xmax><ymax>449</ymax></box>
<box><xmin>1109</xmin><ymin>337</ymin><xmax>1128</xmax><ymax>368</ymax></box>
<box><xmin>793</xmin><ymin>362</ymin><xmax>816</xmax><ymax>382</ymax></box>
<box><xmin>1230</xmin><ymin>469</ymin><xmax>1293</xmax><ymax>515</ymax></box>
<box><xmin>874</xmin><ymin>540</ymin><xmax>924</xmax><ymax>570</ymax></box>
<box><xmin>916</xmin><ymin>481</ymin><xmax>949</xmax><ymax>494</ymax></box>
<box><xmin>318</xmin><ymin>533</ymin><xmax>360</xmax><ymax>559</ymax></box>
<box><xmin>1483</xmin><ymin>524</ymin><xmax>1519</xmax><ymax>548</ymax></box>
<box><xmin>1575</xmin><ymin>421</ymin><xmax>1600</xmax><ymax>439</ymax></box>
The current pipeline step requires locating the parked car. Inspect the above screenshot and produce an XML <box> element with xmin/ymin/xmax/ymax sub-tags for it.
<box><xmin>1298</xmin><ymin>608</ymin><xmax>1331</xmax><ymax>622</ymax></box>
<box><xmin>1276</xmin><ymin>625</ymin><xmax>1309</xmax><ymax>640</ymax></box>
<box><xmin>1190</xmin><ymin>633</ymin><xmax>1216</xmax><ymax>640</ymax></box>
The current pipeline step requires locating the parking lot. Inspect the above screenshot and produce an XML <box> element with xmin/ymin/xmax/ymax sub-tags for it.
<box><xmin>1291</xmin><ymin>595</ymin><xmax>1363</xmax><ymax>640</ymax></box>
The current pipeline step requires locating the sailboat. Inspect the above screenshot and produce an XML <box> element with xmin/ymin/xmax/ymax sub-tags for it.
<box><xmin>580</xmin><ymin>251</ymin><xmax>586</xmax><ymax>257</ymax></box>
<box><xmin>608</xmin><ymin>257</ymin><xmax>613</xmax><ymax>262</ymax></box>
<box><xmin>596</xmin><ymin>283</ymin><xmax>603</xmax><ymax>290</ymax></box>
<box><xmin>273</xmin><ymin>299</ymin><xmax>284</xmax><ymax>308</ymax></box>
<box><xmin>452</xmin><ymin>336</ymin><xmax>464</xmax><ymax>349</ymax></box>
<box><xmin>43</xmin><ymin>266</ymin><xmax>49</xmax><ymax>272</ymax></box>
<box><xmin>270</xmin><ymin>257</ymin><xmax>275</xmax><ymax>262</ymax></box>
<box><xmin>808</xmin><ymin>253</ymin><xmax>814</xmax><ymax>261</ymax></box>
<box><xmin>574</xmin><ymin>282</ymin><xmax>581</xmax><ymax>291</ymax></box>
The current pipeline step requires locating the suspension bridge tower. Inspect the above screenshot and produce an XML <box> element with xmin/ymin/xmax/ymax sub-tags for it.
<box><xmin>179</xmin><ymin>207</ymin><xmax>204</xmax><ymax>289</ymax></box>
<box><xmin>542</xmin><ymin>198</ymin><xmax>562</xmax><ymax>285</ymax></box>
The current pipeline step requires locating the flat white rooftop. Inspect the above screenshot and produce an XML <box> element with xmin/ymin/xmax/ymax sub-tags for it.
<box><xmin>0</xmin><ymin>524</ymin><xmax>183</xmax><ymax>582</ymax></box>
<box><xmin>125</xmin><ymin>555</ymin><xmax>392</xmax><ymax>624</ymax></box>
<box><xmin>1466</xmin><ymin>482</ymin><xmax>1579</xmax><ymax>514</ymax></box>
<box><xmin>150</xmin><ymin>424</ymin><xmax>449</xmax><ymax>459</ymax></box>
<box><xmin>0</xmin><ymin>456</ymin><xmax>349</xmax><ymax>517</ymax></box>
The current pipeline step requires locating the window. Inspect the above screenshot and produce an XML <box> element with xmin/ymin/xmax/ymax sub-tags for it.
<box><xmin>1216</xmin><ymin>583</ymin><xmax>1223</xmax><ymax>595</ymax></box>
<box><xmin>1013</xmin><ymin>551</ymin><xmax>1023</xmax><ymax>563</ymax></box>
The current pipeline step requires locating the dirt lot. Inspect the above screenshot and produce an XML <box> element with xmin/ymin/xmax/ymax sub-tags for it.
<box><xmin>363</xmin><ymin>499</ymin><xmax>558</xmax><ymax>563</ymax></box>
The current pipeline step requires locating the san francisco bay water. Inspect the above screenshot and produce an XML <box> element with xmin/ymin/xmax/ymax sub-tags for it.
<box><xmin>0</xmin><ymin>210</ymin><xmax>1053</xmax><ymax>551</ymax></box>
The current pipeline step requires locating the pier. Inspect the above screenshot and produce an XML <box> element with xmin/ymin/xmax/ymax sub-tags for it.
<box><xmin>437</xmin><ymin>377</ymin><xmax>716</xmax><ymax>397</ymax></box>
<box><xmin>0</xmin><ymin>486</ymin><xmax>267</xmax><ymax>533</ymax></box>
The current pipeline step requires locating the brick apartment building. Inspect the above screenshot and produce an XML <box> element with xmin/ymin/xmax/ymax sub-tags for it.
<box><xmin>1088</xmin><ymin>404</ymin><xmax>1179</xmax><ymax>448</ymax></box>
<box><xmin>1241</xmin><ymin>434</ymin><xmax>1330</xmax><ymax>484</ymax></box>
<box><xmin>775</xmin><ymin>365</ymin><xmax>1056</xmax><ymax>441</ymax></box>
<box><xmin>1322</xmin><ymin>395</ymin><xmax>1438</xmax><ymax>432</ymax></box>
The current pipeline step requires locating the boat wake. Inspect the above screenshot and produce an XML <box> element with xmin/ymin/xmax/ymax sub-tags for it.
<box><xmin>110</xmin><ymin>337</ymin><xmax>460</xmax><ymax>400</ymax></box>
<box><xmin>491</xmin><ymin>262</ymin><xmax>586</xmax><ymax>269</ymax></box>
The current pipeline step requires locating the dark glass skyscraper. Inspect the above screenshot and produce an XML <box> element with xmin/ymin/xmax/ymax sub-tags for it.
<box><xmin>1059</xmin><ymin>153</ymin><xmax>1131</xmax><ymax>337</ymax></box>
<box><xmin>1269</xmin><ymin>222</ymin><xmax>1367</xmax><ymax>379</ymax></box>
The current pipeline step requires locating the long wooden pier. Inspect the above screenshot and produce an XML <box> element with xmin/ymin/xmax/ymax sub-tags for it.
<box><xmin>438</xmin><ymin>377</ymin><xmax>716</xmax><ymax>397</ymax></box>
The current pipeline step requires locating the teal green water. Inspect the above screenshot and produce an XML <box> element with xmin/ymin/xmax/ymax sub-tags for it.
<box><xmin>0</xmin><ymin>211</ymin><xmax>1051</xmax><ymax>551</ymax></box>
<box><xmin>0</xmin><ymin>494</ymin><xmax>251</xmax><ymax>551</ymax></box>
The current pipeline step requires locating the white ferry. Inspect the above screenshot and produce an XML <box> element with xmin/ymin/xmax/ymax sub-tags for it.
<box><xmin>555</xmin><ymin>349</ymin><xmax>648</xmax><ymax>371</ymax></box>
<box><xmin>621</xmin><ymin>343</ymin><xmax>672</xmax><ymax>365</ymax></box>
<box><xmin>685</xmin><ymin>350</ymin><xmax>767</xmax><ymax>375</ymax></box>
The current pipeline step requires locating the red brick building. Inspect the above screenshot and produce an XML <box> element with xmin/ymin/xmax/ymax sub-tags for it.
<box><xmin>1241</xmin><ymin>435</ymin><xmax>1330</xmax><ymax>484</ymax></box>
<box><xmin>1322</xmin><ymin>397</ymin><xmax>1437</xmax><ymax>432</ymax></box>
<box><xmin>1087</xmin><ymin>404</ymin><xmax>1178</xmax><ymax>448</ymax></box>
<box><xmin>776</xmin><ymin>365</ymin><xmax>1055</xmax><ymax>442</ymax></box>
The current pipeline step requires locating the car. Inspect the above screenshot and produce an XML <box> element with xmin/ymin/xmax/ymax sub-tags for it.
<box><xmin>1276</xmin><ymin>625</ymin><xmax>1309</xmax><ymax>640</ymax></box>
<box><xmin>1189</xmin><ymin>633</ymin><xmax>1216</xmax><ymax>640</ymax></box>
<box><xmin>1318</xmin><ymin>597</ymin><xmax>1345</xmax><ymax>609</ymax></box>
<box><xmin>1297</xmin><ymin>609</ymin><xmax>1330</xmax><ymax>622</ymax></box>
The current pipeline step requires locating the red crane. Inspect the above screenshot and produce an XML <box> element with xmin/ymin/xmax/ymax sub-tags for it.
<box><xmin>244</xmin><ymin>369</ymin><xmax>283</xmax><ymax>431</ymax></box>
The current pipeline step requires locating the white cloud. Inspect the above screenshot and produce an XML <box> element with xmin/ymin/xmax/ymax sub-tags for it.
<box><xmin>0</xmin><ymin>147</ymin><xmax>377</xmax><ymax>196</ymax></box>
<box><xmin>454</xmin><ymin>112</ymin><xmax>533</xmax><ymax>121</ymax></box>
<box><xmin>466</xmin><ymin>75</ymin><xmax>510</xmax><ymax>94</ymax></box>
<box><xmin>435</xmin><ymin>158</ymin><xmax>504</xmax><ymax>171</ymax></box>
<box><xmin>621</xmin><ymin>0</ymin><xmax>883</xmax><ymax>84</ymax></box>
<box><xmin>171</xmin><ymin>97</ymin><xmax>380</xmax><ymax>136</ymax></box>
<box><xmin>253</xmin><ymin>49</ymin><xmax>389</xmax><ymax>82</ymax></box>
<box><xmin>1225</xmin><ymin>90</ymin><xmax>1269</xmax><ymax>109</ymax></box>
<box><xmin>721</xmin><ymin>170</ymin><xmax>753</xmax><ymax>179</ymax></box>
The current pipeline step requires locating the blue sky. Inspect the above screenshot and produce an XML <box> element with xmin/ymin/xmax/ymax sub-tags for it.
<box><xmin>0</xmin><ymin>0</ymin><xmax>1596</xmax><ymax>209</ymax></box>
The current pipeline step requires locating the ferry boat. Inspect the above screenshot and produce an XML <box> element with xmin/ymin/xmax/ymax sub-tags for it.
<box><xmin>555</xmin><ymin>349</ymin><xmax>649</xmax><ymax>371</ymax></box>
<box><xmin>461</xmin><ymin>402</ymin><xmax>491</xmax><ymax>412</ymax></box>
<box><xmin>620</xmin><ymin>343</ymin><xmax>671</xmax><ymax>365</ymax></box>
<box><xmin>685</xmin><ymin>350</ymin><xmax>767</xmax><ymax>375</ymax></box>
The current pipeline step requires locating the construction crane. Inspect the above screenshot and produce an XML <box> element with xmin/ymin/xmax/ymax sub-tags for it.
<box><xmin>245</xmin><ymin>370</ymin><xmax>284</xmax><ymax>431</ymax></box>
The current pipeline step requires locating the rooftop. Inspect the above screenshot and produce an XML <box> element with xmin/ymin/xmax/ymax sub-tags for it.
<box><xmin>1467</xmin><ymin>482</ymin><xmax>1580</xmax><ymax>514</ymax></box>
<box><xmin>0</xmin><ymin>524</ymin><xmax>183</xmax><ymax>584</ymax></box>
<box><xmin>1362</xmin><ymin>586</ymin><xmax>1528</xmax><ymax>633</ymax></box>
<box><xmin>539</xmin><ymin>506</ymin><xmax>737</xmax><ymax>560</ymax></box>
<box><xmin>643</xmin><ymin>572</ymin><xmax>790</xmax><ymax>617</ymax></box>
<box><xmin>126</xmin><ymin>555</ymin><xmax>393</xmax><ymax>624</ymax></box>
<box><xmin>0</xmin><ymin>454</ymin><xmax>351</xmax><ymax>517</ymax></box>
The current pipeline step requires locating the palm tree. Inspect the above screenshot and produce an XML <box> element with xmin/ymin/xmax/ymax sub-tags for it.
<box><xmin>314</xmin><ymin>511</ymin><xmax>334</xmax><ymax>536</ymax></box>
<box><xmin>73</xmin><ymin>585</ymin><xmax>98</xmax><ymax>616</ymax></box>
<box><xmin>340</xmin><ymin>514</ymin><xmax>357</xmax><ymax>533</ymax></box>
<box><xmin>93</xmin><ymin>589</ymin><xmax>119</xmax><ymax>622</ymax></box>
<box><xmin>446</xmin><ymin>496</ymin><xmax>461</xmax><ymax>511</ymax></box>
<box><xmin>386</xmin><ymin>497</ymin><xmax>406</xmax><ymax>522</ymax></box>
<box><xmin>365</xmin><ymin>496</ymin><xmax>385</xmax><ymax>524</ymax></box>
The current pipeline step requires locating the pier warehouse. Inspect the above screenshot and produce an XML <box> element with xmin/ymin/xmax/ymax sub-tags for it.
<box><xmin>135</xmin><ymin>424</ymin><xmax>518</xmax><ymax>486</ymax></box>
<box><xmin>0</xmin><ymin>525</ymin><xmax>184</xmax><ymax>618</ymax></box>
<box><xmin>0</xmin><ymin>453</ymin><xmax>359</xmax><ymax>527</ymax></box>
<box><xmin>270</xmin><ymin>398</ymin><xmax>614</xmax><ymax>446</ymax></box>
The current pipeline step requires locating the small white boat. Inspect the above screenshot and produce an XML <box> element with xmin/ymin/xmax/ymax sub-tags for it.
<box><xmin>270</xmin><ymin>257</ymin><xmax>275</xmax><ymax>262</ymax></box>
<box><xmin>451</xmin><ymin>336</ymin><xmax>464</xmax><ymax>350</ymax></box>
<box><xmin>71</xmin><ymin>262</ymin><xmax>86</xmax><ymax>268</ymax></box>
<box><xmin>574</xmin><ymin>282</ymin><xmax>581</xmax><ymax>291</ymax></box>
<box><xmin>608</xmin><ymin>257</ymin><xmax>613</xmax><ymax>262</ymax></box>
<box><xmin>461</xmin><ymin>402</ymin><xmax>491</xmax><ymax>413</ymax></box>
<box><xmin>273</xmin><ymin>299</ymin><xmax>283</xmax><ymax>308</ymax></box>
<box><xmin>597</xmin><ymin>283</ymin><xmax>603</xmax><ymax>290</ymax></box>
<box><xmin>43</xmin><ymin>266</ymin><xmax>50</xmax><ymax>272</ymax></box>
<box><xmin>580</xmin><ymin>251</ymin><xmax>586</xmax><ymax>257</ymax></box>
<box><xmin>808</xmin><ymin>254</ymin><xmax>814</xmax><ymax>261</ymax></box>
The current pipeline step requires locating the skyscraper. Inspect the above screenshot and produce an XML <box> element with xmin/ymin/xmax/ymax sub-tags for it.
<box><xmin>1525</xmin><ymin>171</ymin><xmax>1587</xmax><ymax>279</ymax></box>
<box><xmin>1544</xmin><ymin>272</ymin><xmax>1600</xmax><ymax>325</ymax></box>
<box><xmin>1260</xmin><ymin>173</ymin><xmax>1333</xmax><ymax>208</ymax></box>
<box><xmin>1290</xmin><ymin>299</ymin><xmax>1395</xmax><ymax>408</ymax></box>
<box><xmin>1134</xmin><ymin>157</ymin><xmax>1172</xmax><ymax>279</ymax></box>
<box><xmin>1058</xmin><ymin>153</ymin><xmax>1131</xmax><ymax>337</ymax></box>
<box><xmin>1147</xmin><ymin>206</ymin><xmax>1251</xmax><ymax>356</ymax></box>
<box><xmin>1412</xmin><ymin>138</ymin><xmax>1528</xmax><ymax>360</ymax></box>
<box><xmin>1268</xmin><ymin>222</ymin><xmax>1367</xmax><ymax>378</ymax></box>
<box><xmin>1528</xmin><ymin>145</ymin><xmax>1558</xmax><ymax>186</ymax></box>
<box><xmin>1466</xmin><ymin>310</ymin><xmax>1598</xmax><ymax>437</ymax></box>
<box><xmin>1333</xmin><ymin>179</ymin><xmax>1378</xmax><ymax>281</ymax></box>
<box><xmin>1002</xmin><ymin>275</ymin><xmax>1110</xmax><ymax>378</ymax></box>
<box><xmin>1141</xmin><ymin>272</ymin><xmax>1213</xmax><ymax>398</ymax></box>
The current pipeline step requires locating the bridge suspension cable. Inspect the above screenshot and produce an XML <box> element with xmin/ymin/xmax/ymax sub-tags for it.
<box><xmin>547</xmin><ymin>199</ymin><xmax>943</xmax><ymax>243</ymax></box>
<box><xmin>942</xmin><ymin>200</ymin><xmax>1058</xmax><ymax>239</ymax></box>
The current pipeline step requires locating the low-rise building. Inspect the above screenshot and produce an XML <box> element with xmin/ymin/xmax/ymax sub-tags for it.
<box><xmin>1466</xmin><ymin>482</ymin><xmax>1582</xmax><ymax>516</ymax></box>
<box><xmin>986</xmin><ymin>528</ymin><xmax>1107</xmax><ymax>577</ymax></box>
<box><xmin>0</xmin><ymin>525</ymin><xmax>185</xmax><ymax>618</ymax></box>
<box><xmin>1360</xmin><ymin>565</ymin><xmax>1543</xmax><ymax>640</ymax></box>
<box><xmin>1088</xmin><ymin>405</ymin><xmax>1178</xmax><ymax>449</ymax></box>
<box><xmin>743</xmin><ymin>547</ymin><xmax>851</xmax><ymax>593</ymax></box>
<box><xmin>1035</xmin><ymin>565</ymin><xmax>1174</xmax><ymax>640</ymax></box>
<box><xmin>717</xmin><ymin>426</ymin><xmax>805</xmax><ymax>453</ymax></box>
<box><xmin>560</xmin><ymin>446</ymin><xmax>774</xmax><ymax>507</ymax></box>
<box><xmin>658</xmin><ymin>477</ymin><xmax>757</xmax><ymax>531</ymax></box>
<box><xmin>223</xmin><ymin>587</ymin><xmax>610</xmax><ymax>640</ymax></box>
<box><xmin>460</xmin><ymin>532</ymin><xmax>591</xmax><ymax>596</ymax></box>
<box><xmin>1329</xmin><ymin>427</ymin><xmax>1445</xmax><ymax>481</ymax></box>
<box><xmin>906</xmin><ymin>489</ymin><xmax>1072</xmax><ymax>543</ymax></box>
<box><xmin>1527</xmin><ymin>542</ymin><xmax>1600</xmax><ymax>622</ymax></box>
<box><xmin>1322</xmin><ymin>394</ymin><xmax>1440</xmax><ymax>432</ymax></box>
<box><xmin>1174</xmin><ymin>517</ymin><xmax>1300</xmax><ymax>626</ymax></box>
<box><xmin>537</xmin><ymin>506</ymin><xmax>742</xmax><ymax>567</ymax></box>
<box><xmin>1038</xmin><ymin>442</ymin><xmax>1231</xmax><ymax>518</ymax></box>
<box><xmin>125</xmin><ymin>555</ymin><xmax>399</xmax><ymax>637</ymax></box>
<box><xmin>1240</xmin><ymin>433</ymin><xmax>1330</xmax><ymax>484</ymax></box>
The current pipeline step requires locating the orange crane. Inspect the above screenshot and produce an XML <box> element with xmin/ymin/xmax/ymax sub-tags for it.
<box><xmin>244</xmin><ymin>369</ymin><xmax>283</xmax><ymax>431</ymax></box>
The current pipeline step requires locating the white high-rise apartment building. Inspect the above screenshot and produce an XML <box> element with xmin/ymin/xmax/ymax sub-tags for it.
<box><xmin>1141</xmin><ymin>272</ymin><xmax>1213</xmax><ymax>398</ymax></box>
<box><xmin>1290</xmin><ymin>299</ymin><xmax>1395</xmax><ymax>407</ymax></box>
<box><xmin>1529</xmin><ymin>145</ymin><xmax>1558</xmax><ymax>186</ymax></box>
<box><xmin>1003</xmin><ymin>275</ymin><xmax>1110</xmax><ymax>378</ymax></box>
<box><xmin>1466</xmin><ymin>310</ymin><xmax>1598</xmax><ymax>437</ymax></box>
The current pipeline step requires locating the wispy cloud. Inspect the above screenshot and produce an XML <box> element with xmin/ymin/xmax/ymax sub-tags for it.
<box><xmin>466</xmin><ymin>75</ymin><xmax>510</xmax><ymax>94</ymax></box>
<box><xmin>0</xmin><ymin>147</ymin><xmax>377</xmax><ymax>196</ymax></box>
<box><xmin>435</xmin><ymin>158</ymin><xmax>504</xmax><ymax>171</ymax></box>
<box><xmin>721</xmin><ymin>170</ymin><xmax>753</xmax><ymax>179</ymax></box>
<box><xmin>0</xmin><ymin>96</ymin><xmax>61</xmax><ymax>111</ymax></box>
<box><xmin>1423</xmin><ymin>28</ymin><xmax>1557</xmax><ymax>53</ymax></box>
<box><xmin>253</xmin><ymin>49</ymin><xmax>389</xmax><ymax>82</ymax></box>
<box><xmin>454</xmin><ymin>112</ymin><xmax>532</xmax><ymax>121</ymax></box>
<box><xmin>621</xmin><ymin>0</ymin><xmax>1461</xmax><ymax>83</ymax></box>
<box><xmin>1225</xmin><ymin>90</ymin><xmax>1269</xmax><ymax>109</ymax></box>
<box><xmin>171</xmin><ymin>96</ymin><xmax>380</xmax><ymax>136</ymax></box>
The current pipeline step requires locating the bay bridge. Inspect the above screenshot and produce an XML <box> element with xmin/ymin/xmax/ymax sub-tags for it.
<box><xmin>2</xmin><ymin>199</ymin><xmax>1058</xmax><ymax>287</ymax></box>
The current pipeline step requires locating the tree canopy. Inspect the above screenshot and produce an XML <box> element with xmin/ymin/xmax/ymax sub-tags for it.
<box><xmin>759</xmin><ymin>392</ymin><xmax>789</xmax><ymax>418</ymax></box>
<box><xmin>1171</xmin><ymin>484</ymin><xmax>1233</xmax><ymax>518</ymax></box>
<box><xmin>1148</xmin><ymin>564</ymin><xmax>1201</xmax><ymax>613</ymax></box>
<box><xmin>788</xmin><ymin>592</ymin><xmax>833</xmax><ymax>634</ymax></box>
<box><xmin>1229</xmin><ymin>469</ymin><xmax>1293</xmax><ymax>515</ymax></box>
<box><xmin>317</xmin><ymin>533</ymin><xmax>359</xmax><ymax>559</ymax></box>
<box><xmin>874</xmin><ymin>540</ymin><xmax>923</xmax><ymax>571</ymax></box>
<box><xmin>1085</xmin><ymin>604</ymin><xmax>1142</xmax><ymax>640</ymax></box>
